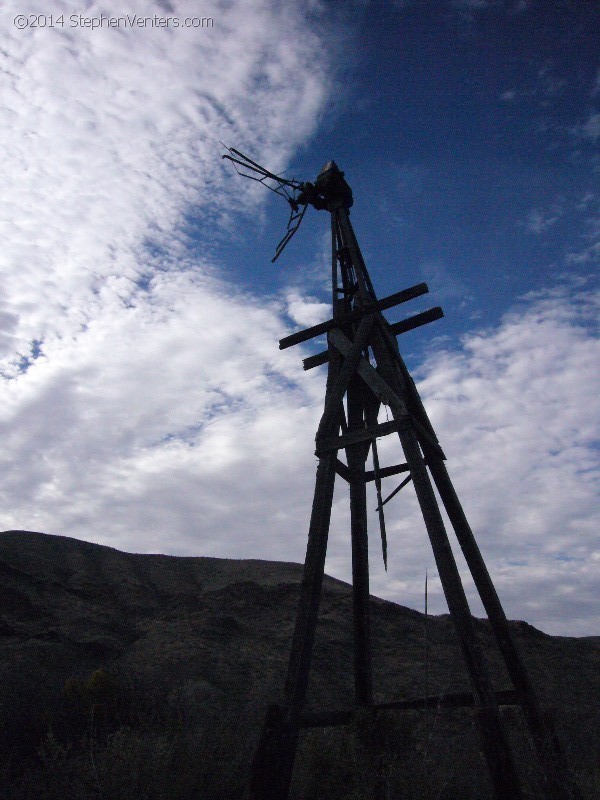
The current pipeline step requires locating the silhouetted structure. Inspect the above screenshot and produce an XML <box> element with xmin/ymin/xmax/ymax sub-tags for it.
<box><xmin>222</xmin><ymin>150</ymin><xmax>582</xmax><ymax>800</ymax></box>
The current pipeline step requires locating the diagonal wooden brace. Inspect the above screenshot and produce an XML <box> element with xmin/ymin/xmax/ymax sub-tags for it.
<box><xmin>315</xmin><ymin>314</ymin><xmax>376</xmax><ymax>441</ymax></box>
<box><xmin>327</xmin><ymin>327</ymin><xmax>409</xmax><ymax>416</ymax></box>
<box><xmin>328</xmin><ymin>327</ymin><xmax>446</xmax><ymax>459</ymax></box>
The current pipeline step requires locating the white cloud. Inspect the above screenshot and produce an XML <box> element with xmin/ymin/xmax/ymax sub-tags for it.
<box><xmin>581</xmin><ymin>112</ymin><xmax>600</xmax><ymax>142</ymax></box>
<box><xmin>535</xmin><ymin>61</ymin><xmax>567</xmax><ymax>101</ymax></box>
<box><xmin>523</xmin><ymin>203</ymin><xmax>563</xmax><ymax>235</ymax></box>
<box><xmin>419</xmin><ymin>258</ymin><xmax>474</xmax><ymax>307</ymax></box>
<box><xmin>0</xmin><ymin>1</ymin><xmax>333</xmax><ymax>559</ymax></box>
<box><xmin>569</xmin><ymin>111</ymin><xmax>600</xmax><ymax>148</ymax></box>
<box><xmin>497</xmin><ymin>59</ymin><xmax>569</xmax><ymax>112</ymax></box>
<box><xmin>0</xmin><ymin>262</ymin><xmax>326</xmax><ymax>554</ymax></box>
<box><xmin>0</xmin><ymin>0</ymin><xmax>598</xmax><ymax>640</ymax></box>
<box><xmin>286</xmin><ymin>291</ymin><xmax>330</xmax><ymax>327</ymax></box>
<box><xmin>0</xmin><ymin>0</ymin><xmax>330</xmax><ymax>374</ymax></box>
<box><xmin>567</xmin><ymin>196</ymin><xmax>600</xmax><ymax>265</ymax></box>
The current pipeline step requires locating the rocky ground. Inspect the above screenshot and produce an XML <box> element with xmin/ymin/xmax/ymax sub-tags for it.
<box><xmin>0</xmin><ymin>530</ymin><xmax>598</xmax><ymax>799</ymax></box>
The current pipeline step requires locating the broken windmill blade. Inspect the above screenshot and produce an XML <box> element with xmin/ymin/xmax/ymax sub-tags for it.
<box><xmin>221</xmin><ymin>144</ymin><xmax>309</xmax><ymax>262</ymax></box>
<box><xmin>221</xmin><ymin>145</ymin><xmax>303</xmax><ymax>194</ymax></box>
<box><xmin>221</xmin><ymin>147</ymin><xmax>584</xmax><ymax>800</ymax></box>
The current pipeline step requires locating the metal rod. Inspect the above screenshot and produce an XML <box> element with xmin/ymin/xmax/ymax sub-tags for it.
<box><xmin>371</xmin><ymin>437</ymin><xmax>389</xmax><ymax>569</ymax></box>
<box><xmin>375</xmin><ymin>474</ymin><xmax>412</xmax><ymax>511</ymax></box>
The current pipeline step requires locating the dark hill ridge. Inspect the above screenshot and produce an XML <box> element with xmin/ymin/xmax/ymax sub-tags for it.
<box><xmin>0</xmin><ymin>530</ymin><xmax>598</xmax><ymax>799</ymax></box>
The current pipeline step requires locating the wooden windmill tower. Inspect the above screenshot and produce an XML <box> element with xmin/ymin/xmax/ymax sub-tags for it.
<box><xmin>222</xmin><ymin>149</ymin><xmax>582</xmax><ymax>800</ymax></box>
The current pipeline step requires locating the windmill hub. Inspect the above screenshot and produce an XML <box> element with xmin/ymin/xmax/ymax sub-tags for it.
<box><xmin>297</xmin><ymin>160</ymin><xmax>354</xmax><ymax>212</ymax></box>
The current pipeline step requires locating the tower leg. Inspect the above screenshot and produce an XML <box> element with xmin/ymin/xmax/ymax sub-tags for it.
<box><xmin>347</xmin><ymin>377</ymin><xmax>373</xmax><ymax>706</ymax></box>
<box><xmin>396</xmin><ymin>419</ymin><xmax>524</xmax><ymax>800</ymax></box>
<box><xmin>249</xmin><ymin>450</ymin><xmax>338</xmax><ymax>800</ymax></box>
<box><xmin>380</xmin><ymin>322</ymin><xmax>582</xmax><ymax>799</ymax></box>
<box><xmin>248</xmin><ymin>704</ymin><xmax>299</xmax><ymax>800</ymax></box>
<box><xmin>284</xmin><ymin>450</ymin><xmax>339</xmax><ymax>709</ymax></box>
<box><xmin>427</xmin><ymin>455</ymin><xmax>583</xmax><ymax>800</ymax></box>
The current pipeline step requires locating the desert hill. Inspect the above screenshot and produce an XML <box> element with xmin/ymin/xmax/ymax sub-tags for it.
<box><xmin>0</xmin><ymin>530</ymin><xmax>597</xmax><ymax>799</ymax></box>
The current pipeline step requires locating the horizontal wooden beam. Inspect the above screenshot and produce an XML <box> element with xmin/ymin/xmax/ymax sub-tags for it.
<box><xmin>392</xmin><ymin>305</ymin><xmax>444</xmax><ymax>335</ymax></box>
<box><xmin>316</xmin><ymin>420</ymin><xmax>402</xmax><ymax>456</ymax></box>
<box><xmin>364</xmin><ymin>462</ymin><xmax>410</xmax><ymax>482</ymax></box>
<box><xmin>300</xmin><ymin>709</ymin><xmax>354</xmax><ymax>728</ymax></box>
<box><xmin>298</xmin><ymin>690</ymin><xmax>519</xmax><ymax>728</ymax></box>
<box><xmin>302</xmin><ymin>350</ymin><xmax>331</xmax><ymax>371</ymax></box>
<box><xmin>375</xmin><ymin>689</ymin><xmax>519</xmax><ymax>713</ymax></box>
<box><xmin>302</xmin><ymin>306</ymin><xmax>444</xmax><ymax>371</ymax></box>
<box><xmin>279</xmin><ymin>283</ymin><xmax>429</xmax><ymax>350</ymax></box>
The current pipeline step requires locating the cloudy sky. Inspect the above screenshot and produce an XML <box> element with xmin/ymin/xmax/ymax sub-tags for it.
<box><xmin>1</xmin><ymin>0</ymin><xmax>598</xmax><ymax>636</ymax></box>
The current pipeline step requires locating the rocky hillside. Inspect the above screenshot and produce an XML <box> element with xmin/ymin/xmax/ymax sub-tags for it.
<box><xmin>0</xmin><ymin>530</ymin><xmax>598</xmax><ymax>799</ymax></box>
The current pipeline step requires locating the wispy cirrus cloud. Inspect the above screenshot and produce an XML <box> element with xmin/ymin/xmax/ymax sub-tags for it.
<box><xmin>0</xmin><ymin>0</ymin><xmax>598</xmax><ymax>640</ymax></box>
<box><xmin>0</xmin><ymin>0</ymin><xmax>333</xmax><ymax>552</ymax></box>
<box><xmin>579</xmin><ymin>112</ymin><xmax>600</xmax><ymax>143</ymax></box>
<box><xmin>523</xmin><ymin>202</ymin><xmax>564</xmax><ymax>235</ymax></box>
<box><xmin>1</xmin><ymin>0</ymin><xmax>330</xmax><ymax>374</ymax></box>
<box><xmin>567</xmin><ymin>194</ymin><xmax>600</xmax><ymax>266</ymax></box>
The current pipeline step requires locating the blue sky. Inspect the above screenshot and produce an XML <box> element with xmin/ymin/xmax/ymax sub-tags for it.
<box><xmin>224</xmin><ymin>1</ymin><xmax>599</xmax><ymax>356</ymax></box>
<box><xmin>1</xmin><ymin>0</ymin><xmax>598</xmax><ymax>635</ymax></box>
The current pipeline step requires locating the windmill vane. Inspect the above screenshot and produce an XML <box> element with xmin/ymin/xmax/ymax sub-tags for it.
<box><xmin>221</xmin><ymin>146</ymin><xmax>353</xmax><ymax>261</ymax></box>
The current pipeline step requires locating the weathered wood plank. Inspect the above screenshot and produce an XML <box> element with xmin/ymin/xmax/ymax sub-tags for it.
<box><xmin>426</xmin><ymin>454</ymin><xmax>584</xmax><ymax>800</ymax></box>
<box><xmin>376</xmin><ymin>689</ymin><xmax>519</xmax><ymax>712</ymax></box>
<box><xmin>392</xmin><ymin>305</ymin><xmax>444</xmax><ymax>335</ymax></box>
<box><xmin>315</xmin><ymin>313</ymin><xmax>375</xmax><ymax>440</ymax></box>
<box><xmin>316</xmin><ymin>419</ymin><xmax>402</xmax><ymax>455</ymax></box>
<box><xmin>298</xmin><ymin>691</ymin><xmax>520</xmax><ymax>728</ymax></box>
<box><xmin>302</xmin><ymin>306</ymin><xmax>444</xmax><ymax>371</ymax></box>
<box><xmin>394</xmin><ymin>420</ymin><xmax>523</xmax><ymax>799</ymax></box>
<box><xmin>347</xmin><ymin>377</ymin><xmax>373</xmax><ymax>706</ymax></box>
<box><xmin>279</xmin><ymin>283</ymin><xmax>429</xmax><ymax>350</ymax></box>
<box><xmin>335</xmin><ymin>459</ymin><xmax>353</xmax><ymax>482</ymax></box>
<box><xmin>328</xmin><ymin>327</ymin><xmax>410</xmax><ymax>416</ymax></box>
<box><xmin>302</xmin><ymin>349</ymin><xmax>332</xmax><ymax>371</ymax></box>
<box><xmin>364</xmin><ymin>462</ymin><xmax>410</xmax><ymax>482</ymax></box>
